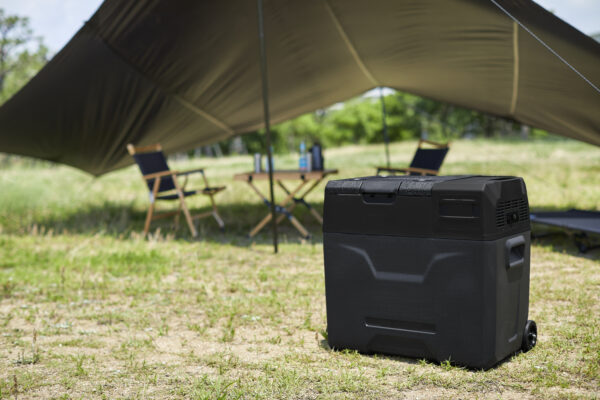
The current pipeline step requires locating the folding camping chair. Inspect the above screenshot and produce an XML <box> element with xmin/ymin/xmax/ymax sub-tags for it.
<box><xmin>376</xmin><ymin>139</ymin><xmax>450</xmax><ymax>176</ymax></box>
<box><xmin>127</xmin><ymin>143</ymin><xmax>226</xmax><ymax>237</ymax></box>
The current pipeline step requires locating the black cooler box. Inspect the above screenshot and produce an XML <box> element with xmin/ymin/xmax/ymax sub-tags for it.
<box><xmin>323</xmin><ymin>175</ymin><xmax>537</xmax><ymax>369</ymax></box>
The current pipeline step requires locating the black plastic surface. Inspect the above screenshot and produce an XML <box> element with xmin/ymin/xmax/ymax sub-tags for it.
<box><xmin>324</xmin><ymin>175</ymin><xmax>530</xmax><ymax>241</ymax></box>
<box><xmin>323</xmin><ymin>175</ymin><xmax>533</xmax><ymax>369</ymax></box>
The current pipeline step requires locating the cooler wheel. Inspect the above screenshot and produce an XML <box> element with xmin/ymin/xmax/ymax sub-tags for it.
<box><xmin>521</xmin><ymin>320</ymin><xmax>537</xmax><ymax>352</ymax></box>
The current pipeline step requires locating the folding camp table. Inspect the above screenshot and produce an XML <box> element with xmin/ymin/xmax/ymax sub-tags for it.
<box><xmin>531</xmin><ymin>209</ymin><xmax>600</xmax><ymax>253</ymax></box>
<box><xmin>234</xmin><ymin>169</ymin><xmax>338</xmax><ymax>239</ymax></box>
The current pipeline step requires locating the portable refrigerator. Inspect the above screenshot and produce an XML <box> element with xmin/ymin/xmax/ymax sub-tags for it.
<box><xmin>323</xmin><ymin>175</ymin><xmax>537</xmax><ymax>369</ymax></box>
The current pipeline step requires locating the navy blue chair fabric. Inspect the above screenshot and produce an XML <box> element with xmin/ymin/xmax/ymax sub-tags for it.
<box><xmin>132</xmin><ymin>151</ymin><xmax>176</xmax><ymax>192</ymax></box>
<box><xmin>376</xmin><ymin>140</ymin><xmax>450</xmax><ymax>176</ymax></box>
<box><xmin>408</xmin><ymin>148</ymin><xmax>449</xmax><ymax>175</ymax></box>
<box><xmin>127</xmin><ymin>143</ymin><xmax>226</xmax><ymax>236</ymax></box>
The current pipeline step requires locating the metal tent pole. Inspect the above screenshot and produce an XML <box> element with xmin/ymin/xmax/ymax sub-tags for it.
<box><xmin>379</xmin><ymin>87</ymin><xmax>390</xmax><ymax>168</ymax></box>
<box><xmin>257</xmin><ymin>0</ymin><xmax>278</xmax><ymax>253</ymax></box>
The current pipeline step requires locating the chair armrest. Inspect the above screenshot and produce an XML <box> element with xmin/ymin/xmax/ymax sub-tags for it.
<box><xmin>142</xmin><ymin>170</ymin><xmax>179</xmax><ymax>181</ymax></box>
<box><xmin>419</xmin><ymin>139</ymin><xmax>450</xmax><ymax>149</ymax></box>
<box><xmin>176</xmin><ymin>168</ymin><xmax>205</xmax><ymax>177</ymax></box>
<box><xmin>376</xmin><ymin>166</ymin><xmax>439</xmax><ymax>176</ymax></box>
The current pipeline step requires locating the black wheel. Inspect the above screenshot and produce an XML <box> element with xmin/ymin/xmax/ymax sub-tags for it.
<box><xmin>521</xmin><ymin>320</ymin><xmax>537</xmax><ymax>352</ymax></box>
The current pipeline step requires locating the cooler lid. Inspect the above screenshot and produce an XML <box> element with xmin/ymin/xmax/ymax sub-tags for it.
<box><xmin>324</xmin><ymin>175</ymin><xmax>530</xmax><ymax>240</ymax></box>
<box><xmin>325</xmin><ymin>175</ymin><xmax>474</xmax><ymax>197</ymax></box>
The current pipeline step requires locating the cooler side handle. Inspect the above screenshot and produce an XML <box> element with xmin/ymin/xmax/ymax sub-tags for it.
<box><xmin>505</xmin><ymin>235</ymin><xmax>526</xmax><ymax>269</ymax></box>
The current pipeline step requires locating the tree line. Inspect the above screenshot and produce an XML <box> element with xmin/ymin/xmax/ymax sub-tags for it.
<box><xmin>0</xmin><ymin>9</ymin><xmax>48</xmax><ymax>104</ymax></box>
<box><xmin>223</xmin><ymin>92</ymin><xmax>550</xmax><ymax>156</ymax></box>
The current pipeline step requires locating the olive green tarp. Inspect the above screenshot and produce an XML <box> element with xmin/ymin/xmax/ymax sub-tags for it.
<box><xmin>0</xmin><ymin>0</ymin><xmax>598</xmax><ymax>176</ymax></box>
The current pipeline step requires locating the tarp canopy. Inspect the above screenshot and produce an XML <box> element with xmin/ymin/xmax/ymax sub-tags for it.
<box><xmin>0</xmin><ymin>0</ymin><xmax>599</xmax><ymax>176</ymax></box>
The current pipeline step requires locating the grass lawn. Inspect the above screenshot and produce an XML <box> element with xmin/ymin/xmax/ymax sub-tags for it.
<box><xmin>0</xmin><ymin>139</ymin><xmax>599</xmax><ymax>399</ymax></box>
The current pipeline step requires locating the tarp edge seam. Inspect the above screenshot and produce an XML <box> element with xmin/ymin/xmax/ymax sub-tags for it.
<box><xmin>490</xmin><ymin>0</ymin><xmax>600</xmax><ymax>95</ymax></box>
<box><xmin>85</xmin><ymin>21</ymin><xmax>235</xmax><ymax>135</ymax></box>
<box><xmin>510</xmin><ymin>21</ymin><xmax>519</xmax><ymax>115</ymax></box>
<box><xmin>323</xmin><ymin>0</ymin><xmax>379</xmax><ymax>87</ymax></box>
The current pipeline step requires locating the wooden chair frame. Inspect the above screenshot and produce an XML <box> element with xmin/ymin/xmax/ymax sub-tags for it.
<box><xmin>127</xmin><ymin>144</ymin><xmax>225</xmax><ymax>237</ymax></box>
<box><xmin>376</xmin><ymin>139</ymin><xmax>450</xmax><ymax>176</ymax></box>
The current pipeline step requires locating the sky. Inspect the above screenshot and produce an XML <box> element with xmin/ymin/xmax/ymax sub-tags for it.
<box><xmin>0</xmin><ymin>0</ymin><xmax>598</xmax><ymax>54</ymax></box>
<box><xmin>0</xmin><ymin>0</ymin><xmax>103</xmax><ymax>53</ymax></box>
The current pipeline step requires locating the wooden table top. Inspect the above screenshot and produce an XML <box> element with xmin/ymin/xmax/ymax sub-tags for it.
<box><xmin>234</xmin><ymin>169</ymin><xmax>338</xmax><ymax>181</ymax></box>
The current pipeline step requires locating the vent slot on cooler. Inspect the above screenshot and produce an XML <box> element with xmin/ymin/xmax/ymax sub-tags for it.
<box><xmin>496</xmin><ymin>198</ymin><xmax>529</xmax><ymax>228</ymax></box>
<box><xmin>439</xmin><ymin>198</ymin><xmax>480</xmax><ymax>219</ymax></box>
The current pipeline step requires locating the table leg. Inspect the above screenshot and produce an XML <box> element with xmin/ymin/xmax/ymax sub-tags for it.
<box><xmin>246</xmin><ymin>181</ymin><xmax>273</xmax><ymax>238</ymax></box>
<box><xmin>246</xmin><ymin>180</ymin><xmax>310</xmax><ymax>238</ymax></box>
<box><xmin>246</xmin><ymin>179</ymin><xmax>312</xmax><ymax>238</ymax></box>
<box><xmin>277</xmin><ymin>178</ymin><xmax>325</xmax><ymax>225</ymax></box>
<box><xmin>288</xmin><ymin>214</ymin><xmax>310</xmax><ymax>238</ymax></box>
<box><xmin>301</xmin><ymin>178</ymin><xmax>326</xmax><ymax>224</ymax></box>
<box><xmin>273</xmin><ymin>182</ymin><xmax>312</xmax><ymax>238</ymax></box>
<box><xmin>274</xmin><ymin>180</ymin><xmax>311</xmax><ymax>238</ymax></box>
<box><xmin>275</xmin><ymin>181</ymin><xmax>302</xmax><ymax>225</ymax></box>
<box><xmin>249</xmin><ymin>212</ymin><xmax>273</xmax><ymax>238</ymax></box>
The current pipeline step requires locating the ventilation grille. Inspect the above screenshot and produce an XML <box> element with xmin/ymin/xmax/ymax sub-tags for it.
<box><xmin>496</xmin><ymin>198</ymin><xmax>529</xmax><ymax>228</ymax></box>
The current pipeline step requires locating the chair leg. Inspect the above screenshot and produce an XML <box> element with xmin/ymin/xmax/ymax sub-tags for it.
<box><xmin>213</xmin><ymin>211</ymin><xmax>225</xmax><ymax>230</ymax></box>
<box><xmin>174</xmin><ymin>201</ymin><xmax>182</xmax><ymax>230</ymax></box>
<box><xmin>181</xmin><ymin>201</ymin><xmax>197</xmax><ymax>237</ymax></box>
<box><xmin>143</xmin><ymin>202</ymin><xmax>156</xmax><ymax>237</ymax></box>
<box><xmin>178</xmin><ymin>196</ymin><xmax>197</xmax><ymax>237</ymax></box>
<box><xmin>172</xmin><ymin>175</ymin><xmax>198</xmax><ymax>237</ymax></box>
<box><xmin>208</xmin><ymin>194</ymin><xmax>225</xmax><ymax>230</ymax></box>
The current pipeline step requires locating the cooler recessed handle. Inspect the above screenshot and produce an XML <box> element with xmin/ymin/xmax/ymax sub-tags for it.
<box><xmin>361</xmin><ymin>193</ymin><xmax>396</xmax><ymax>204</ymax></box>
<box><xmin>505</xmin><ymin>235</ymin><xmax>525</xmax><ymax>269</ymax></box>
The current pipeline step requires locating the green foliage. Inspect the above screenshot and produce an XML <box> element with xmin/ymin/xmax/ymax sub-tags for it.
<box><xmin>0</xmin><ymin>8</ymin><xmax>48</xmax><ymax>104</ymax></box>
<box><xmin>224</xmin><ymin>90</ymin><xmax>536</xmax><ymax>155</ymax></box>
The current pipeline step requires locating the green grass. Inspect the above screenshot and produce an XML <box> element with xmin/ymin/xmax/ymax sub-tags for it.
<box><xmin>0</xmin><ymin>138</ymin><xmax>599</xmax><ymax>399</ymax></box>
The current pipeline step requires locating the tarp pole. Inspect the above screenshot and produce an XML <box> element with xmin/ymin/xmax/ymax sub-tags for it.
<box><xmin>257</xmin><ymin>0</ymin><xmax>278</xmax><ymax>253</ymax></box>
<box><xmin>379</xmin><ymin>87</ymin><xmax>390</xmax><ymax>168</ymax></box>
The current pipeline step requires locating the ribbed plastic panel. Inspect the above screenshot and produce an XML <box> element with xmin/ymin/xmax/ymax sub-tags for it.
<box><xmin>496</xmin><ymin>198</ymin><xmax>529</xmax><ymax>228</ymax></box>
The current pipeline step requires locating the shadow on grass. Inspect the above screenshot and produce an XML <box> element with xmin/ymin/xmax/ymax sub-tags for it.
<box><xmin>319</xmin><ymin>339</ymin><xmax>420</xmax><ymax>367</ymax></box>
<box><xmin>7</xmin><ymin>201</ymin><xmax>598</xmax><ymax>257</ymax></box>
<box><xmin>531</xmin><ymin>228</ymin><xmax>599</xmax><ymax>258</ymax></box>
<box><xmin>320</xmin><ymin>337</ymin><xmax>534</xmax><ymax>372</ymax></box>
<box><xmin>11</xmin><ymin>200</ymin><xmax>326</xmax><ymax>246</ymax></box>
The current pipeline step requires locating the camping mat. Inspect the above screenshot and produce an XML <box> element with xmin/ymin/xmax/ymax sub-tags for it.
<box><xmin>530</xmin><ymin>209</ymin><xmax>600</xmax><ymax>235</ymax></box>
